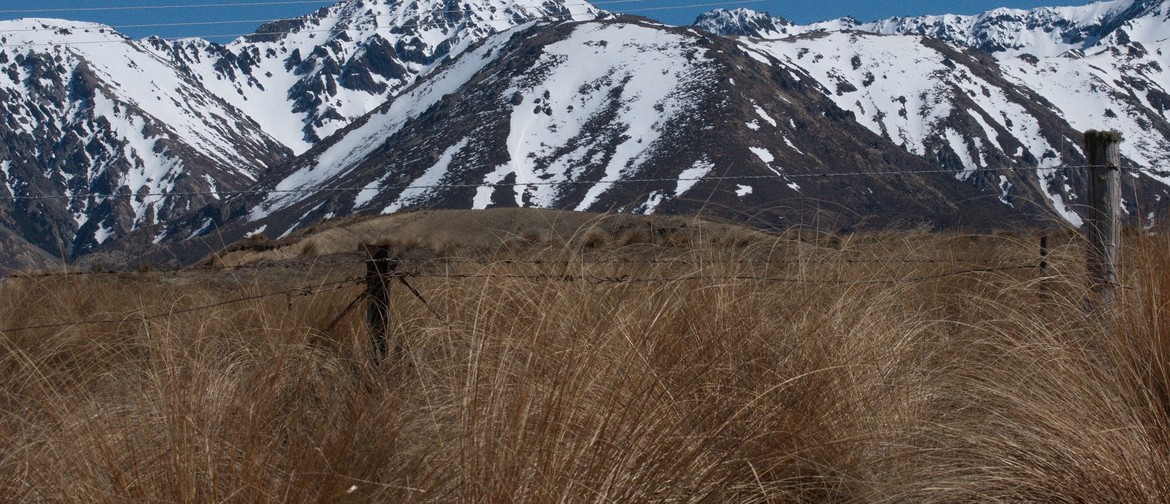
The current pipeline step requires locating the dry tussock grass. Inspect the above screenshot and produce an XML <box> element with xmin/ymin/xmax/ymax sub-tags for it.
<box><xmin>1</xmin><ymin>227</ymin><xmax>1169</xmax><ymax>502</ymax></box>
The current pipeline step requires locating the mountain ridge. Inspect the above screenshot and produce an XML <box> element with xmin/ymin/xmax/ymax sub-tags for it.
<box><xmin>147</xmin><ymin>16</ymin><xmax>1087</xmax><ymax>256</ymax></box>
<box><xmin>0</xmin><ymin>18</ymin><xmax>291</xmax><ymax>261</ymax></box>
<box><xmin>695</xmin><ymin>0</ymin><xmax>1169</xmax><ymax>57</ymax></box>
<box><xmin>4</xmin><ymin>0</ymin><xmax>1170</xmax><ymax>270</ymax></box>
<box><xmin>143</xmin><ymin>0</ymin><xmax>601</xmax><ymax>153</ymax></box>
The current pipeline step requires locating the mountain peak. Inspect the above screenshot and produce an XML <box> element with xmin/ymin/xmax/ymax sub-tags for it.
<box><xmin>693</xmin><ymin>8</ymin><xmax>793</xmax><ymax>38</ymax></box>
<box><xmin>242</xmin><ymin>0</ymin><xmax>599</xmax><ymax>44</ymax></box>
<box><xmin>693</xmin><ymin>0</ymin><xmax>1170</xmax><ymax>57</ymax></box>
<box><xmin>143</xmin><ymin>0</ymin><xmax>601</xmax><ymax>152</ymax></box>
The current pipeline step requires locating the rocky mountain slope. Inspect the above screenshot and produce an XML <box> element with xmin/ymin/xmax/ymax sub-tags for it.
<box><xmin>0</xmin><ymin>20</ymin><xmax>291</xmax><ymax>263</ymax></box>
<box><xmin>0</xmin><ymin>0</ymin><xmax>598</xmax><ymax>268</ymax></box>
<box><xmin>5</xmin><ymin>0</ymin><xmax>1170</xmax><ymax>269</ymax></box>
<box><xmin>145</xmin><ymin>0</ymin><xmax>599</xmax><ymax>152</ymax></box>
<box><xmin>158</xmin><ymin>17</ymin><xmax>1069</xmax><ymax>254</ymax></box>
<box><xmin>696</xmin><ymin>0</ymin><xmax>1168</xmax><ymax>56</ymax></box>
<box><xmin>694</xmin><ymin>0</ymin><xmax>1170</xmax><ymax>221</ymax></box>
<box><xmin>159</xmin><ymin>0</ymin><xmax>1170</xmax><ymax>251</ymax></box>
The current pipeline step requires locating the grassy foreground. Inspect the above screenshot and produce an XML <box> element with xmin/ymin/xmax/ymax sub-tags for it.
<box><xmin>2</xmin><ymin>225</ymin><xmax>1169</xmax><ymax>502</ymax></box>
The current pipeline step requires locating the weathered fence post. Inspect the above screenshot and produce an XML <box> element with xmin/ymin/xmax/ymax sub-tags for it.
<box><xmin>365</xmin><ymin>245</ymin><xmax>398</xmax><ymax>363</ymax></box>
<box><xmin>1083</xmin><ymin>130</ymin><xmax>1122</xmax><ymax>298</ymax></box>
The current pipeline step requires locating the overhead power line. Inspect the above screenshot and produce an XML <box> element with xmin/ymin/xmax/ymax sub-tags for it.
<box><xmin>0</xmin><ymin>2</ymin><xmax>599</xmax><ymax>33</ymax></box>
<box><xmin>0</xmin><ymin>165</ymin><xmax>1083</xmax><ymax>202</ymax></box>
<box><xmin>0</xmin><ymin>12</ymin><xmax>582</xmax><ymax>48</ymax></box>
<box><xmin>0</xmin><ymin>1</ymin><xmax>341</xmax><ymax>15</ymax></box>
<box><xmin>0</xmin><ymin>0</ymin><xmax>693</xmax><ymax>33</ymax></box>
<box><xmin>620</xmin><ymin>0</ymin><xmax>764</xmax><ymax>13</ymax></box>
<box><xmin>0</xmin><ymin>16</ymin><xmax>580</xmax><ymax>48</ymax></box>
<box><xmin>0</xmin><ymin>0</ymin><xmax>764</xmax><ymax>47</ymax></box>
<box><xmin>0</xmin><ymin>0</ymin><xmax>652</xmax><ymax>15</ymax></box>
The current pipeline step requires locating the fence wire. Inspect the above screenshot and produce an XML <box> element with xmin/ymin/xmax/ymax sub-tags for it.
<box><xmin>0</xmin><ymin>255</ymin><xmax>1049</xmax><ymax>335</ymax></box>
<box><xmin>0</xmin><ymin>276</ymin><xmax>363</xmax><ymax>333</ymax></box>
<box><xmin>1</xmin><ymin>254</ymin><xmax>1045</xmax><ymax>282</ymax></box>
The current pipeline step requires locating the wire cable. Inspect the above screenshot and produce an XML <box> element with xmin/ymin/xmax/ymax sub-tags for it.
<box><xmin>0</xmin><ymin>165</ymin><xmax>1082</xmax><ymax>202</ymax></box>
<box><xmin>0</xmin><ymin>0</ymin><xmax>654</xmax><ymax>15</ymax></box>
<box><xmin>0</xmin><ymin>261</ymin><xmax>1046</xmax><ymax>334</ymax></box>
<box><xmin>0</xmin><ymin>276</ymin><xmax>363</xmax><ymax>333</ymax></box>
<box><xmin>0</xmin><ymin>0</ymin><xmax>764</xmax><ymax>47</ymax></box>
<box><xmin>0</xmin><ymin>1</ymin><xmax>343</xmax><ymax>15</ymax></box>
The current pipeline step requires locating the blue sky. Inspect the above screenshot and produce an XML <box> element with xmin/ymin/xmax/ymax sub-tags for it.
<box><xmin>0</xmin><ymin>0</ymin><xmax>1075</xmax><ymax>43</ymax></box>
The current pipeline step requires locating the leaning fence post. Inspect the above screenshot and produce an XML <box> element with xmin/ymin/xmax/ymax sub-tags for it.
<box><xmin>365</xmin><ymin>245</ymin><xmax>398</xmax><ymax>363</ymax></box>
<box><xmin>1083</xmin><ymin>130</ymin><xmax>1122</xmax><ymax>299</ymax></box>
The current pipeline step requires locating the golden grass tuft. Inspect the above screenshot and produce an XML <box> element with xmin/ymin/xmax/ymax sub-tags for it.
<box><xmin>2</xmin><ymin>229</ymin><xmax>1169</xmax><ymax>501</ymax></box>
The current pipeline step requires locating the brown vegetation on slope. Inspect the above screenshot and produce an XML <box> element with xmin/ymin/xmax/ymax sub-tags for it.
<box><xmin>1</xmin><ymin>212</ymin><xmax>1168</xmax><ymax>502</ymax></box>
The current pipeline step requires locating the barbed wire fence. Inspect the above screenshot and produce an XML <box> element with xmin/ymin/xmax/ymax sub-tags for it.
<box><xmin>0</xmin><ymin>244</ymin><xmax>1062</xmax><ymax>363</ymax></box>
<box><xmin>0</xmin><ymin>224</ymin><xmax>1142</xmax><ymax>365</ymax></box>
<box><xmin>0</xmin><ymin>110</ymin><xmax>1137</xmax><ymax>363</ymax></box>
<box><xmin>0</xmin><ymin>159</ymin><xmax>1132</xmax><ymax>354</ymax></box>
<box><xmin>0</xmin><ymin>1</ymin><xmax>1149</xmax><ymax>366</ymax></box>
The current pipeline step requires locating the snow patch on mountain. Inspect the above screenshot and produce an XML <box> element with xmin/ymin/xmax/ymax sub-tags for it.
<box><xmin>639</xmin><ymin>158</ymin><xmax>713</xmax><ymax>214</ymax></box>
<box><xmin>0</xmin><ymin>160</ymin><xmax>10</xmax><ymax>195</ymax></box>
<box><xmin>744</xmin><ymin>33</ymin><xmax>1064</xmax><ymax>171</ymax></box>
<box><xmin>150</xmin><ymin>0</ymin><xmax>600</xmax><ymax>153</ymax></box>
<box><xmin>1</xmin><ymin>19</ymin><xmax>273</xmax><ymax>173</ymax></box>
<box><xmin>749</xmin><ymin>146</ymin><xmax>774</xmax><ymax>164</ymax></box>
<box><xmin>0</xmin><ymin>18</ymin><xmax>289</xmax><ymax>255</ymax></box>
<box><xmin>89</xmin><ymin>93</ymin><xmax>180</xmax><ymax>225</ymax></box>
<box><xmin>946</xmin><ymin>128</ymin><xmax>980</xmax><ymax>180</ymax></box>
<box><xmin>998</xmin><ymin>37</ymin><xmax>1170</xmax><ymax>180</ymax></box>
<box><xmin>677</xmin><ymin>158</ymin><xmax>715</xmax><ymax>196</ymax></box>
<box><xmin>481</xmin><ymin>22</ymin><xmax>716</xmax><ymax>211</ymax></box>
<box><xmin>753</xmin><ymin>102</ymin><xmax>777</xmax><ymax>126</ymax></box>
<box><xmin>1042</xmin><ymin>171</ymin><xmax>1084</xmax><ymax>225</ymax></box>
<box><xmin>381</xmin><ymin>138</ymin><xmax>470</xmax><ymax>214</ymax></box>
<box><xmin>701</xmin><ymin>0</ymin><xmax>1169</xmax><ymax>58</ymax></box>
<box><xmin>252</xmin><ymin>27</ymin><xmax>521</xmax><ymax>220</ymax></box>
<box><xmin>998</xmin><ymin>175</ymin><xmax>1014</xmax><ymax>206</ymax></box>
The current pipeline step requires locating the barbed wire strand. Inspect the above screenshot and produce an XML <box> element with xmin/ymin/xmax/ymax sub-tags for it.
<box><xmin>0</xmin><ymin>276</ymin><xmax>363</xmax><ymax>333</ymax></box>
<box><xmin>0</xmin><ymin>252</ymin><xmax>1061</xmax><ymax>281</ymax></box>
<box><xmin>0</xmin><ymin>263</ymin><xmax>1042</xmax><ymax>333</ymax></box>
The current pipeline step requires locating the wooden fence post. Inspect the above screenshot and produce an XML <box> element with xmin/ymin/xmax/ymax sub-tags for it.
<box><xmin>365</xmin><ymin>245</ymin><xmax>398</xmax><ymax>363</ymax></box>
<box><xmin>1083</xmin><ymin>130</ymin><xmax>1122</xmax><ymax>297</ymax></box>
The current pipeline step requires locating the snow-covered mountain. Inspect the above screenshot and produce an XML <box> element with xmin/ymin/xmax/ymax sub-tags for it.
<box><xmin>823</xmin><ymin>0</ymin><xmax>1169</xmax><ymax>57</ymax></box>
<box><xmin>0</xmin><ymin>0</ymin><xmax>598</xmax><ymax>263</ymax></box>
<box><xmin>692</xmin><ymin>0</ymin><xmax>1170</xmax><ymax>223</ymax></box>
<box><xmin>693</xmin><ymin>8</ymin><xmax>799</xmax><ymax>39</ymax></box>
<box><xmin>0</xmin><ymin>19</ymin><xmax>291</xmax><ymax>260</ymax></box>
<box><xmin>158</xmin><ymin>17</ymin><xmax>1076</xmax><ymax>251</ymax></box>
<box><xmin>6</xmin><ymin>0</ymin><xmax>1170</xmax><ymax>268</ymax></box>
<box><xmin>697</xmin><ymin>0</ymin><xmax>1169</xmax><ymax>57</ymax></box>
<box><xmin>146</xmin><ymin>0</ymin><xmax>599</xmax><ymax>152</ymax></box>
